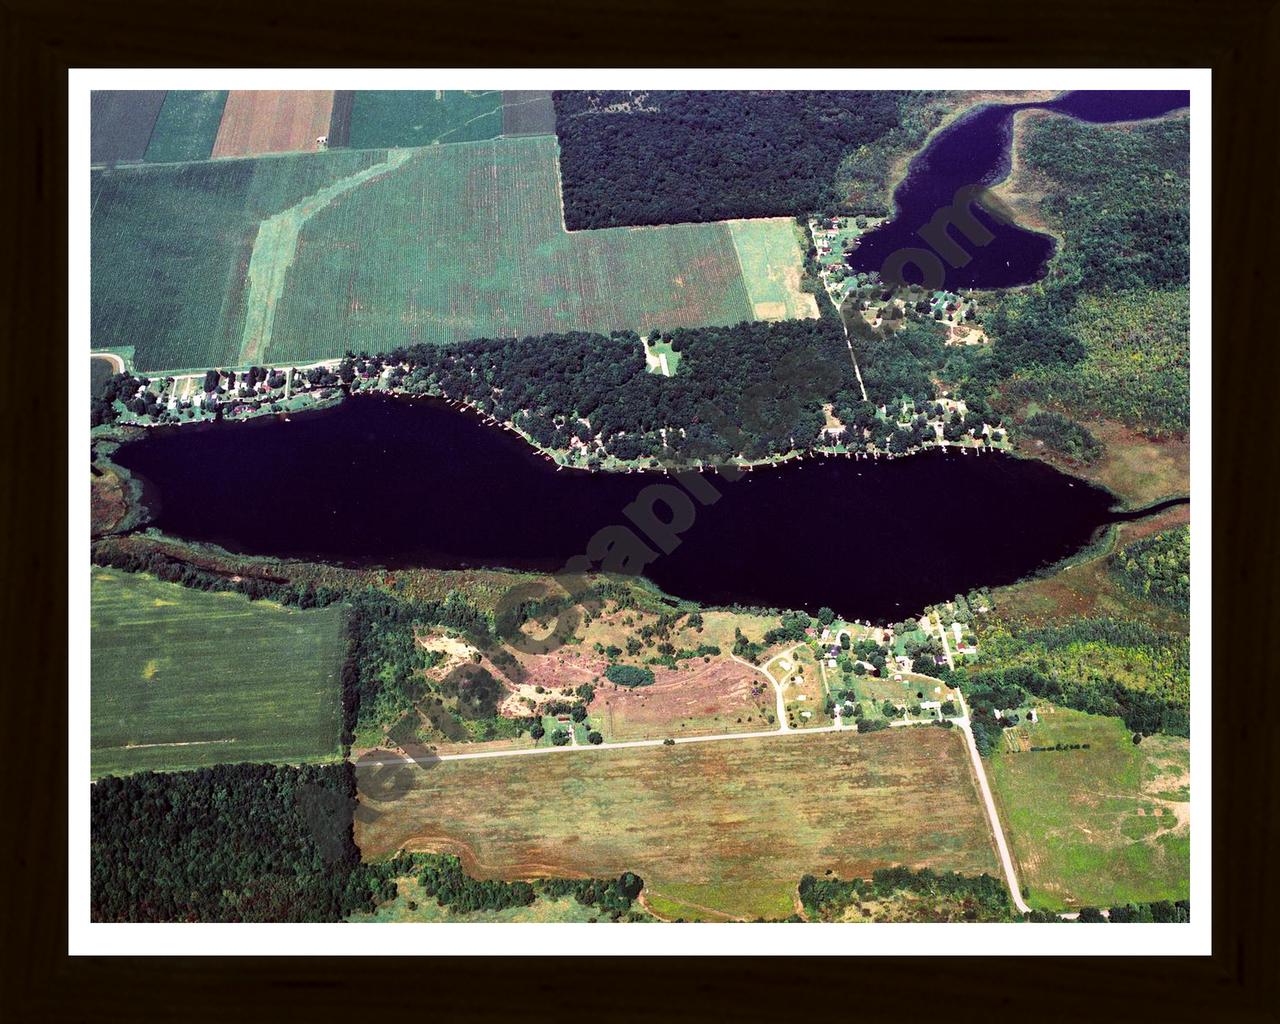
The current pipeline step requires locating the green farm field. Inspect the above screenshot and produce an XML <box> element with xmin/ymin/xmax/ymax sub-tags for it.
<box><xmin>987</xmin><ymin>706</ymin><xmax>1189</xmax><ymax>911</ymax></box>
<box><xmin>266</xmin><ymin>136</ymin><xmax>756</xmax><ymax>361</ymax></box>
<box><xmin>90</xmin><ymin>149</ymin><xmax>388</xmax><ymax>372</ymax></box>
<box><xmin>144</xmin><ymin>91</ymin><xmax>229</xmax><ymax>163</ymax></box>
<box><xmin>346</xmin><ymin>90</ymin><xmax>505</xmax><ymax>149</ymax></box>
<box><xmin>90</xmin><ymin>568</ymin><xmax>346</xmax><ymax>778</ymax></box>
<box><xmin>355</xmin><ymin>726</ymin><xmax>999</xmax><ymax>920</ymax></box>
<box><xmin>91</xmin><ymin>136</ymin><xmax>812</xmax><ymax>373</ymax></box>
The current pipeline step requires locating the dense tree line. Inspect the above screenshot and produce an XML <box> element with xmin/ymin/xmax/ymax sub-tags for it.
<box><xmin>92</xmin><ymin>542</ymin><xmax>345</xmax><ymax>608</ymax></box>
<box><xmin>91</xmin><ymin>763</ymin><xmax>379</xmax><ymax>922</ymax></box>
<box><xmin>416</xmin><ymin>854</ymin><xmax>536</xmax><ymax>913</ymax></box>
<box><xmin>379</xmin><ymin>318</ymin><xmax>853</xmax><ymax>464</ymax></box>
<box><xmin>537</xmin><ymin>872</ymin><xmax>645</xmax><ymax>920</ymax></box>
<box><xmin>799</xmin><ymin>866</ymin><xmax>1011</xmax><ymax>922</ymax></box>
<box><xmin>553</xmin><ymin>91</ymin><xmax>904</xmax><ymax>228</ymax></box>
<box><xmin>1024</xmin><ymin>899</ymin><xmax>1189</xmax><ymax>923</ymax></box>
<box><xmin>1111</xmin><ymin>525</ymin><xmax>1190</xmax><ymax>613</ymax></box>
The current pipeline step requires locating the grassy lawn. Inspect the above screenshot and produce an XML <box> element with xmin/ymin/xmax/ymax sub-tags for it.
<box><xmin>782</xmin><ymin>645</ymin><xmax>828</xmax><ymax>728</ymax></box>
<box><xmin>90</xmin><ymin>568</ymin><xmax>346</xmax><ymax>777</ymax></box>
<box><xmin>986</xmin><ymin>706</ymin><xmax>1189</xmax><ymax>911</ymax></box>
<box><xmin>356</xmin><ymin>726</ymin><xmax>998</xmax><ymax>920</ymax></box>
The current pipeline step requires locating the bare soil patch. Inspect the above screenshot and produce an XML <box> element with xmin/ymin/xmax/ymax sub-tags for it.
<box><xmin>212</xmin><ymin>91</ymin><xmax>336</xmax><ymax>158</ymax></box>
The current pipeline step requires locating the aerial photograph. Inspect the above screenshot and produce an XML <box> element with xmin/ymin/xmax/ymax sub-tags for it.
<box><xmin>84</xmin><ymin>82</ymin><xmax>1195</xmax><ymax>933</ymax></box>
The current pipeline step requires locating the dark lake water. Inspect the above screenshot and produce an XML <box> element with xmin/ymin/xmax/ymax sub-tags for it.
<box><xmin>112</xmin><ymin>396</ymin><xmax>1173</xmax><ymax>621</ymax></box>
<box><xmin>845</xmin><ymin>90</ymin><xmax>1191</xmax><ymax>289</ymax></box>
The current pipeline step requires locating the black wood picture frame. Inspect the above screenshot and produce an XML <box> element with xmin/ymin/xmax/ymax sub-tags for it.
<box><xmin>3</xmin><ymin>0</ymin><xmax>1275</xmax><ymax>1018</ymax></box>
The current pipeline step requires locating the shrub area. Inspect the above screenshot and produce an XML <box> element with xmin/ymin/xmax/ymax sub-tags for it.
<box><xmin>956</xmin><ymin>616</ymin><xmax>1190</xmax><ymax>755</ymax></box>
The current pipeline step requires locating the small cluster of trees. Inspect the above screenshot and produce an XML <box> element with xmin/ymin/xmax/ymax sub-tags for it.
<box><xmin>799</xmin><ymin>866</ymin><xmax>1011</xmax><ymax>922</ymax></box>
<box><xmin>1020</xmin><ymin>410</ymin><xmax>1103</xmax><ymax>463</ymax></box>
<box><xmin>604</xmin><ymin>664</ymin><xmax>655</xmax><ymax>688</ymax></box>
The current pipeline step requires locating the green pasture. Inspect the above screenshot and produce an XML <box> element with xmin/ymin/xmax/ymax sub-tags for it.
<box><xmin>90</xmin><ymin>568</ymin><xmax>347</xmax><ymax>777</ymax></box>
<box><xmin>987</xmin><ymin>706</ymin><xmax>1190</xmax><ymax>911</ymax></box>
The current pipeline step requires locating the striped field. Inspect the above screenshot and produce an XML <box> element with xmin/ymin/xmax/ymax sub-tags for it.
<box><xmin>92</xmin><ymin>135</ymin><xmax>813</xmax><ymax>371</ymax></box>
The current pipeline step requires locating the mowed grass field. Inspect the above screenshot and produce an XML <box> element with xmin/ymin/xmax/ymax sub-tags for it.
<box><xmin>987</xmin><ymin>706</ymin><xmax>1189</xmax><ymax>911</ymax></box>
<box><xmin>728</xmin><ymin>218</ymin><xmax>820</xmax><ymax>321</ymax></box>
<box><xmin>355</xmin><ymin>726</ymin><xmax>998</xmax><ymax>920</ymax></box>
<box><xmin>267</xmin><ymin>136</ymin><xmax>756</xmax><ymax>360</ymax></box>
<box><xmin>90</xmin><ymin>568</ymin><xmax>346</xmax><ymax>778</ymax></box>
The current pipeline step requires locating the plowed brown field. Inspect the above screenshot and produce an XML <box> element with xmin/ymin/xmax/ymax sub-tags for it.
<box><xmin>212</xmin><ymin>91</ymin><xmax>335</xmax><ymax>158</ymax></box>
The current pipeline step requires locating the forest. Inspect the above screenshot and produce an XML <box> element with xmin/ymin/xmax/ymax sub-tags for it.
<box><xmin>91</xmin><ymin>763</ymin><xmax>378</xmax><ymax>922</ymax></box>
<box><xmin>989</xmin><ymin>115</ymin><xmax>1190</xmax><ymax>433</ymax></box>
<box><xmin>553</xmin><ymin>91</ymin><xmax>904</xmax><ymax>228</ymax></box>
<box><xmin>379</xmin><ymin>317</ymin><xmax>854</xmax><ymax>464</ymax></box>
<box><xmin>1110</xmin><ymin>525</ymin><xmax>1191</xmax><ymax>613</ymax></box>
